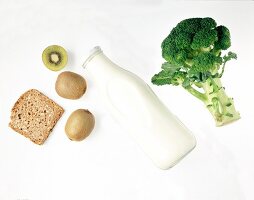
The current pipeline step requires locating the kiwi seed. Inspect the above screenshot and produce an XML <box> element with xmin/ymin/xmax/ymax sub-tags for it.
<box><xmin>42</xmin><ymin>45</ymin><xmax>68</xmax><ymax>71</ymax></box>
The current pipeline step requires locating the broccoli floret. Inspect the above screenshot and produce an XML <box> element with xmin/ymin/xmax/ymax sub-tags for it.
<box><xmin>191</xmin><ymin>29</ymin><xmax>218</xmax><ymax>50</ymax></box>
<box><xmin>215</xmin><ymin>26</ymin><xmax>231</xmax><ymax>50</ymax></box>
<box><xmin>152</xmin><ymin>17</ymin><xmax>240</xmax><ymax>126</ymax></box>
<box><xmin>191</xmin><ymin>52</ymin><xmax>222</xmax><ymax>73</ymax></box>
<box><xmin>162</xmin><ymin>42</ymin><xmax>188</xmax><ymax>66</ymax></box>
<box><xmin>200</xmin><ymin>17</ymin><xmax>217</xmax><ymax>29</ymax></box>
<box><xmin>177</xmin><ymin>18</ymin><xmax>202</xmax><ymax>34</ymax></box>
<box><xmin>175</xmin><ymin>32</ymin><xmax>193</xmax><ymax>49</ymax></box>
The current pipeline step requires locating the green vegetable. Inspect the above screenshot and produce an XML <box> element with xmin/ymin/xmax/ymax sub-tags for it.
<box><xmin>152</xmin><ymin>17</ymin><xmax>240</xmax><ymax>126</ymax></box>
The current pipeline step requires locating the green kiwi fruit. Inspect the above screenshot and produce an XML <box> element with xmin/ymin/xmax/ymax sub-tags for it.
<box><xmin>42</xmin><ymin>45</ymin><xmax>68</xmax><ymax>71</ymax></box>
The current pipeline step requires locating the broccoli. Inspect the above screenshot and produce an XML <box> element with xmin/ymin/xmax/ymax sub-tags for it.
<box><xmin>152</xmin><ymin>17</ymin><xmax>240</xmax><ymax>126</ymax></box>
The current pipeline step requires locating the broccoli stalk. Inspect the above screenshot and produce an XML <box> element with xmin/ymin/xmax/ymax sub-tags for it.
<box><xmin>152</xmin><ymin>17</ymin><xmax>240</xmax><ymax>126</ymax></box>
<box><xmin>185</xmin><ymin>78</ymin><xmax>240</xmax><ymax>126</ymax></box>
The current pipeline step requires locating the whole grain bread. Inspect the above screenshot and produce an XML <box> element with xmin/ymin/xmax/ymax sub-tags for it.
<box><xmin>9</xmin><ymin>89</ymin><xmax>64</xmax><ymax>145</ymax></box>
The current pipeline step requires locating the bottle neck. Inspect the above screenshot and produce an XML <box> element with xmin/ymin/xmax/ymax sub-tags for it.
<box><xmin>82</xmin><ymin>46</ymin><xmax>103</xmax><ymax>69</ymax></box>
<box><xmin>82</xmin><ymin>47</ymin><xmax>119</xmax><ymax>80</ymax></box>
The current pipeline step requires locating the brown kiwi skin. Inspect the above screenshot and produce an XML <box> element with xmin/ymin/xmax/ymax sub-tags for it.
<box><xmin>65</xmin><ymin>109</ymin><xmax>95</xmax><ymax>141</ymax></box>
<box><xmin>55</xmin><ymin>71</ymin><xmax>87</xmax><ymax>99</ymax></box>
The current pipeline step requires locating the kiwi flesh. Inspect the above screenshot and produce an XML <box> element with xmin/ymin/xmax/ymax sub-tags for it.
<box><xmin>42</xmin><ymin>45</ymin><xmax>68</xmax><ymax>71</ymax></box>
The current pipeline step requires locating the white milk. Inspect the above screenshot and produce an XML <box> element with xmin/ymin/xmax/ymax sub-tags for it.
<box><xmin>83</xmin><ymin>47</ymin><xmax>196</xmax><ymax>169</ymax></box>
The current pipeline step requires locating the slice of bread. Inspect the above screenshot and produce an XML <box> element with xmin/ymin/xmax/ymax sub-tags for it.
<box><xmin>9</xmin><ymin>89</ymin><xmax>64</xmax><ymax>145</ymax></box>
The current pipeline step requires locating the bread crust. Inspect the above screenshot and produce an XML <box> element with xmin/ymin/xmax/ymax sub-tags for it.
<box><xmin>9</xmin><ymin>89</ymin><xmax>64</xmax><ymax>145</ymax></box>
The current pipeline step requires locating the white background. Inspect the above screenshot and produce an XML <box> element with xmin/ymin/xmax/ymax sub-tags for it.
<box><xmin>0</xmin><ymin>1</ymin><xmax>254</xmax><ymax>200</ymax></box>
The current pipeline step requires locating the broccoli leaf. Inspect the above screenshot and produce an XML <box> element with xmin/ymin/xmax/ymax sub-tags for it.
<box><xmin>161</xmin><ymin>62</ymin><xmax>181</xmax><ymax>72</ymax></box>
<box><xmin>152</xmin><ymin>62</ymin><xmax>181</xmax><ymax>86</ymax></box>
<box><xmin>151</xmin><ymin>69</ymin><xmax>174</xmax><ymax>86</ymax></box>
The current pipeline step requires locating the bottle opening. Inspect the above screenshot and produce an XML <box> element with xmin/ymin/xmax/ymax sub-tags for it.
<box><xmin>82</xmin><ymin>46</ymin><xmax>103</xmax><ymax>69</ymax></box>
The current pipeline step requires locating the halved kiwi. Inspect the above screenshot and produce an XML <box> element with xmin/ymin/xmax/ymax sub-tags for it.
<box><xmin>42</xmin><ymin>45</ymin><xmax>68</xmax><ymax>71</ymax></box>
